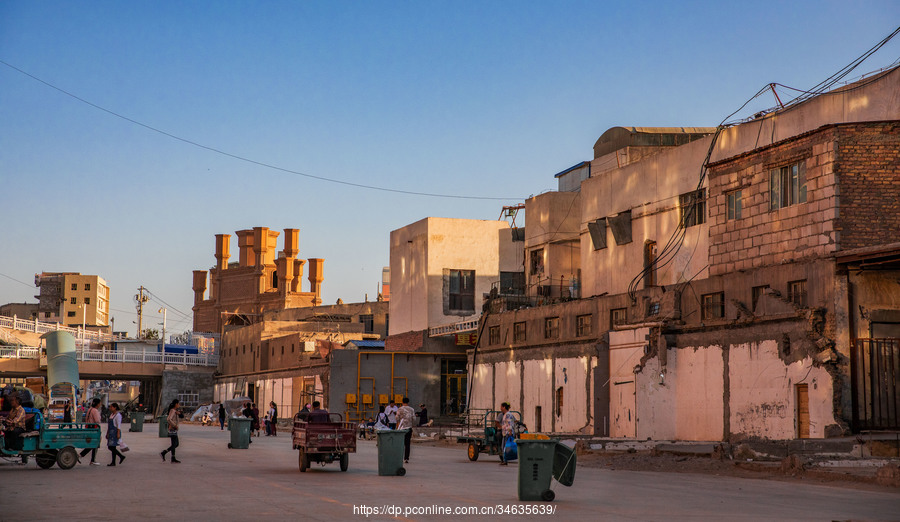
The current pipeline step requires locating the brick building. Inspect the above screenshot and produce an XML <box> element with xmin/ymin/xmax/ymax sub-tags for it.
<box><xmin>470</xmin><ymin>66</ymin><xmax>900</xmax><ymax>440</ymax></box>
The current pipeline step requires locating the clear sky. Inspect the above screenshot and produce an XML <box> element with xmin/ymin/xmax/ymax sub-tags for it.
<box><xmin>1</xmin><ymin>1</ymin><xmax>898</xmax><ymax>337</ymax></box>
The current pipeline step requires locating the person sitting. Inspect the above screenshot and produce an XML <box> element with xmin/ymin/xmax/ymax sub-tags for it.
<box><xmin>297</xmin><ymin>403</ymin><xmax>310</xmax><ymax>421</ymax></box>
<box><xmin>307</xmin><ymin>401</ymin><xmax>329</xmax><ymax>423</ymax></box>
<box><xmin>2</xmin><ymin>393</ymin><xmax>26</xmax><ymax>451</ymax></box>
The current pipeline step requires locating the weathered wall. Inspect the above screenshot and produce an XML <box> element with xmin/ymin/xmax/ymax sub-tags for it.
<box><xmin>728</xmin><ymin>340</ymin><xmax>836</xmax><ymax>439</ymax></box>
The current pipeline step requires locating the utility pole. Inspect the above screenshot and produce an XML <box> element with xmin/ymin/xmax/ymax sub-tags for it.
<box><xmin>158</xmin><ymin>307</ymin><xmax>167</xmax><ymax>350</ymax></box>
<box><xmin>134</xmin><ymin>286</ymin><xmax>149</xmax><ymax>338</ymax></box>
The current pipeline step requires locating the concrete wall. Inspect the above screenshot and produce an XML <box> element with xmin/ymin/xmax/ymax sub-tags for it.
<box><xmin>389</xmin><ymin>217</ymin><xmax>511</xmax><ymax>334</ymax></box>
<box><xmin>525</xmin><ymin>192</ymin><xmax>581</xmax><ymax>297</ymax></box>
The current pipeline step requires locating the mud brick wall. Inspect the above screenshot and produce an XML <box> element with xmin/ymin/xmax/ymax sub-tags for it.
<box><xmin>833</xmin><ymin>122</ymin><xmax>900</xmax><ymax>250</ymax></box>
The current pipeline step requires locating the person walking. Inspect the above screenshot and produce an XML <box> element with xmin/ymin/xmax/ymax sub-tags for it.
<box><xmin>373</xmin><ymin>405</ymin><xmax>389</xmax><ymax>430</ymax></box>
<box><xmin>160</xmin><ymin>399</ymin><xmax>181</xmax><ymax>463</ymax></box>
<box><xmin>79</xmin><ymin>398</ymin><xmax>102</xmax><ymax>465</ymax></box>
<box><xmin>416</xmin><ymin>403</ymin><xmax>429</xmax><ymax>426</ymax></box>
<box><xmin>497</xmin><ymin>402</ymin><xmax>516</xmax><ymax>466</ymax></box>
<box><xmin>106</xmin><ymin>403</ymin><xmax>125</xmax><ymax>466</ymax></box>
<box><xmin>218</xmin><ymin>403</ymin><xmax>226</xmax><ymax>431</ymax></box>
<box><xmin>396</xmin><ymin>397</ymin><xmax>416</xmax><ymax>463</ymax></box>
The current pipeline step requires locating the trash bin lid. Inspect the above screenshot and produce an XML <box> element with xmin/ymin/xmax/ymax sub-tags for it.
<box><xmin>552</xmin><ymin>442</ymin><xmax>577</xmax><ymax>487</ymax></box>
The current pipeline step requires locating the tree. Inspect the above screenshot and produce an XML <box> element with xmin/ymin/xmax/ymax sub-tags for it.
<box><xmin>142</xmin><ymin>328</ymin><xmax>159</xmax><ymax>340</ymax></box>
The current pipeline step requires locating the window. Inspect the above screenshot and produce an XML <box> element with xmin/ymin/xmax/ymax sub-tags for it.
<box><xmin>644</xmin><ymin>241</ymin><xmax>657</xmax><ymax>288</ymax></box>
<box><xmin>513</xmin><ymin>322</ymin><xmax>526</xmax><ymax>343</ymax></box>
<box><xmin>292</xmin><ymin>343</ymin><xmax>295</xmax><ymax>353</ymax></box>
<box><xmin>770</xmin><ymin>161</ymin><xmax>807</xmax><ymax>210</ymax></box>
<box><xmin>84</xmin><ymin>283</ymin><xmax>91</xmax><ymax>291</ymax></box>
<box><xmin>447</xmin><ymin>269</ymin><xmax>475</xmax><ymax>312</ymax></box>
<box><xmin>385</xmin><ymin>314</ymin><xmax>389</xmax><ymax>336</ymax></box>
<box><xmin>530</xmin><ymin>249</ymin><xmax>544</xmax><ymax>275</ymax></box>
<box><xmin>359</xmin><ymin>314</ymin><xmax>374</xmax><ymax>333</ymax></box>
<box><xmin>726</xmin><ymin>190</ymin><xmax>742</xmax><ymax>220</ymax></box>
<box><xmin>610</xmin><ymin>308</ymin><xmax>627</xmax><ymax>328</ymax></box>
<box><xmin>71</xmin><ymin>283</ymin><xmax>77</xmax><ymax>291</ymax></box>
<box><xmin>788</xmin><ymin>280</ymin><xmax>807</xmax><ymax>307</ymax></box>
<box><xmin>544</xmin><ymin>317</ymin><xmax>559</xmax><ymax>339</ymax></box>
<box><xmin>44</xmin><ymin>312</ymin><xmax>51</xmax><ymax>318</ymax></box>
<box><xmin>679</xmin><ymin>189</ymin><xmax>706</xmax><ymax>227</ymax></box>
<box><xmin>177</xmin><ymin>391</ymin><xmax>200</xmax><ymax>408</ymax></box>
<box><xmin>67</xmin><ymin>311</ymin><xmax>76</xmax><ymax>317</ymax></box>
<box><xmin>702</xmin><ymin>292</ymin><xmax>725</xmax><ymax>320</ymax></box>
<box><xmin>70</xmin><ymin>297</ymin><xmax>76</xmax><ymax>304</ymax></box>
<box><xmin>647</xmin><ymin>301</ymin><xmax>660</xmax><ymax>316</ymax></box>
<box><xmin>556</xmin><ymin>387</ymin><xmax>564</xmax><ymax>417</ymax></box>
<box><xmin>752</xmin><ymin>285</ymin><xmax>769</xmax><ymax>312</ymax></box>
<box><xmin>576</xmin><ymin>314</ymin><xmax>592</xmax><ymax>336</ymax></box>
<box><xmin>83</xmin><ymin>297</ymin><xmax>90</xmax><ymax>305</ymax></box>
<box><xmin>500</xmin><ymin>271</ymin><xmax>525</xmax><ymax>295</ymax></box>
<box><xmin>488</xmin><ymin>325</ymin><xmax>500</xmax><ymax>345</ymax></box>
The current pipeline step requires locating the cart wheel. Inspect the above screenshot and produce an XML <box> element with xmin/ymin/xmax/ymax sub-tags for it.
<box><xmin>299</xmin><ymin>450</ymin><xmax>309</xmax><ymax>472</ymax></box>
<box><xmin>541</xmin><ymin>490</ymin><xmax>555</xmax><ymax>502</ymax></box>
<box><xmin>56</xmin><ymin>447</ymin><xmax>78</xmax><ymax>470</ymax></box>
<box><xmin>396</xmin><ymin>467</ymin><xmax>406</xmax><ymax>476</ymax></box>
<box><xmin>340</xmin><ymin>453</ymin><xmax>349</xmax><ymax>472</ymax></box>
<box><xmin>36</xmin><ymin>452</ymin><xmax>56</xmax><ymax>469</ymax></box>
<box><xmin>467</xmin><ymin>443</ymin><xmax>480</xmax><ymax>461</ymax></box>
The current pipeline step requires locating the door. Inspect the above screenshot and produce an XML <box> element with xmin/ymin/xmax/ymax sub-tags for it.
<box><xmin>611</xmin><ymin>380</ymin><xmax>636</xmax><ymax>438</ymax></box>
<box><xmin>444</xmin><ymin>375</ymin><xmax>465</xmax><ymax>415</ymax></box>
<box><xmin>797</xmin><ymin>384</ymin><xmax>810</xmax><ymax>439</ymax></box>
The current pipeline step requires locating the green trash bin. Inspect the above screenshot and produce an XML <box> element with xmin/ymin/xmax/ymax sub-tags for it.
<box><xmin>158</xmin><ymin>416</ymin><xmax>169</xmax><ymax>438</ymax></box>
<box><xmin>516</xmin><ymin>439</ymin><xmax>557</xmax><ymax>502</ymax></box>
<box><xmin>376</xmin><ymin>429</ymin><xmax>408</xmax><ymax>476</ymax></box>
<box><xmin>552</xmin><ymin>442</ymin><xmax>577</xmax><ymax>487</ymax></box>
<box><xmin>129</xmin><ymin>412</ymin><xmax>145</xmax><ymax>432</ymax></box>
<box><xmin>228</xmin><ymin>417</ymin><xmax>252</xmax><ymax>449</ymax></box>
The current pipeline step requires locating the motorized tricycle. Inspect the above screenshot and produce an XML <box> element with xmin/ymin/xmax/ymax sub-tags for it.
<box><xmin>292</xmin><ymin>412</ymin><xmax>357</xmax><ymax>472</ymax></box>
<box><xmin>1</xmin><ymin>411</ymin><xmax>101</xmax><ymax>470</ymax></box>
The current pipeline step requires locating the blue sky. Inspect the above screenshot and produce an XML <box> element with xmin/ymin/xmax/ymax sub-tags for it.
<box><xmin>1</xmin><ymin>2</ymin><xmax>898</xmax><ymax>336</ymax></box>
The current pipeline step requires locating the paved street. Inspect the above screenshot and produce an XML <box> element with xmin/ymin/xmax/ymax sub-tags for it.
<box><xmin>2</xmin><ymin>424</ymin><xmax>898</xmax><ymax>521</ymax></box>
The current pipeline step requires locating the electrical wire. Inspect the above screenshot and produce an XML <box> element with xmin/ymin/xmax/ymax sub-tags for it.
<box><xmin>0</xmin><ymin>59</ymin><xmax>521</xmax><ymax>202</ymax></box>
<box><xmin>0</xmin><ymin>272</ymin><xmax>34</xmax><ymax>288</ymax></box>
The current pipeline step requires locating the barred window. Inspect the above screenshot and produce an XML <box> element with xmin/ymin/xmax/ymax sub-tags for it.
<box><xmin>701</xmin><ymin>292</ymin><xmax>725</xmax><ymax>320</ymax></box>
<box><xmin>770</xmin><ymin>162</ymin><xmax>807</xmax><ymax>210</ymax></box>
<box><xmin>610</xmin><ymin>308</ymin><xmax>627</xmax><ymax>328</ymax></box>
<box><xmin>788</xmin><ymin>280</ymin><xmax>807</xmax><ymax>307</ymax></box>
<box><xmin>544</xmin><ymin>317</ymin><xmax>559</xmax><ymax>339</ymax></box>
<box><xmin>679</xmin><ymin>189</ymin><xmax>706</xmax><ymax>227</ymax></box>
<box><xmin>513</xmin><ymin>322</ymin><xmax>526</xmax><ymax>343</ymax></box>
<box><xmin>576</xmin><ymin>314</ymin><xmax>592</xmax><ymax>336</ymax></box>
<box><xmin>489</xmin><ymin>325</ymin><xmax>500</xmax><ymax>345</ymax></box>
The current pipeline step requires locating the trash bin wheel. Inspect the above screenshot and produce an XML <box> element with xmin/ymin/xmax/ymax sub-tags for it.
<box><xmin>541</xmin><ymin>490</ymin><xmax>555</xmax><ymax>502</ymax></box>
<box><xmin>299</xmin><ymin>450</ymin><xmax>309</xmax><ymax>472</ymax></box>
<box><xmin>340</xmin><ymin>452</ymin><xmax>349</xmax><ymax>472</ymax></box>
<box><xmin>227</xmin><ymin>443</ymin><xmax>233</xmax><ymax>449</ymax></box>
<box><xmin>396</xmin><ymin>467</ymin><xmax>406</xmax><ymax>476</ymax></box>
<box><xmin>467</xmin><ymin>443</ymin><xmax>480</xmax><ymax>461</ymax></box>
<box><xmin>56</xmin><ymin>447</ymin><xmax>78</xmax><ymax>470</ymax></box>
<box><xmin>36</xmin><ymin>452</ymin><xmax>57</xmax><ymax>469</ymax></box>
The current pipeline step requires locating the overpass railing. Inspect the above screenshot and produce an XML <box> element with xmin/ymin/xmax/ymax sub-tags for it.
<box><xmin>0</xmin><ymin>345</ymin><xmax>218</xmax><ymax>367</ymax></box>
<box><xmin>0</xmin><ymin>314</ymin><xmax>113</xmax><ymax>342</ymax></box>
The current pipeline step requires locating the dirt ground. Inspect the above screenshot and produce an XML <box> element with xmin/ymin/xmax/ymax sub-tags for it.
<box><xmin>416</xmin><ymin>436</ymin><xmax>900</xmax><ymax>493</ymax></box>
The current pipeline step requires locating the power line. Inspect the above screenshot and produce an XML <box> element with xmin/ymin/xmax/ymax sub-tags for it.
<box><xmin>0</xmin><ymin>272</ymin><xmax>34</xmax><ymax>288</ymax></box>
<box><xmin>0</xmin><ymin>59</ymin><xmax>521</xmax><ymax>202</ymax></box>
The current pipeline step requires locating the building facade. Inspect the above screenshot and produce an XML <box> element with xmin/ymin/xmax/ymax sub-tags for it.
<box><xmin>470</xmin><ymin>66</ymin><xmax>900</xmax><ymax>440</ymax></box>
<box><xmin>34</xmin><ymin>272</ymin><xmax>110</xmax><ymax>328</ymax></box>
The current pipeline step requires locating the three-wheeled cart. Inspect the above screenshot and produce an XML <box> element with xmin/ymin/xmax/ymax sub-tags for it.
<box><xmin>456</xmin><ymin>410</ymin><xmax>526</xmax><ymax>462</ymax></box>
<box><xmin>291</xmin><ymin>413</ymin><xmax>356</xmax><ymax>472</ymax></box>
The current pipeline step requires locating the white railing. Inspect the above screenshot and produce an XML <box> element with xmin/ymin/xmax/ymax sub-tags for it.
<box><xmin>0</xmin><ymin>314</ymin><xmax>113</xmax><ymax>342</ymax></box>
<box><xmin>428</xmin><ymin>318</ymin><xmax>480</xmax><ymax>337</ymax></box>
<box><xmin>0</xmin><ymin>345</ymin><xmax>218</xmax><ymax>367</ymax></box>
